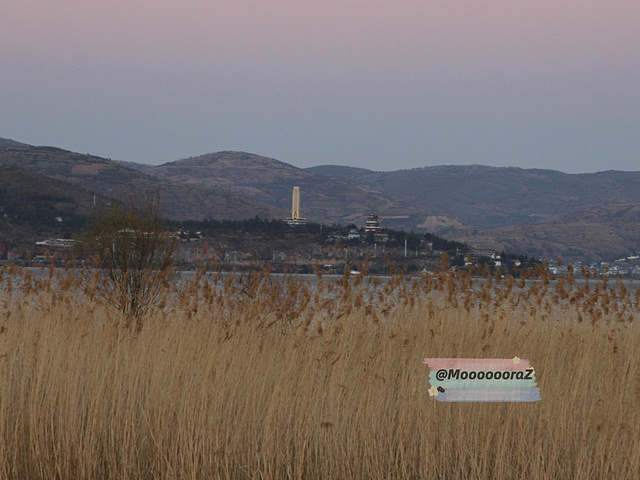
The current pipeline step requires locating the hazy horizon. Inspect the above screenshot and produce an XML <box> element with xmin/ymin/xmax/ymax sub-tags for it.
<box><xmin>2</xmin><ymin>1</ymin><xmax>638</xmax><ymax>174</ymax></box>
<box><xmin>4</xmin><ymin>135</ymin><xmax>640</xmax><ymax>175</ymax></box>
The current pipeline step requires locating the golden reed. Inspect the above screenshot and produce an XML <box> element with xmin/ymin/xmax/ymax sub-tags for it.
<box><xmin>0</xmin><ymin>263</ymin><xmax>639</xmax><ymax>479</ymax></box>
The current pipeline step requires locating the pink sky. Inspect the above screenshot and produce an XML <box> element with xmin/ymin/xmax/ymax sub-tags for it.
<box><xmin>1</xmin><ymin>1</ymin><xmax>639</xmax><ymax>171</ymax></box>
<box><xmin>5</xmin><ymin>1</ymin><xmax>637</xmax><ymax>61</ymax></box>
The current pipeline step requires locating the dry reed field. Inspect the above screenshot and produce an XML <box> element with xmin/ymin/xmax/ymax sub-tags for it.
<box><xmin>1</xmin><ymin>263</ymin><xmax>639</xmax><ymax>479</ymax></box>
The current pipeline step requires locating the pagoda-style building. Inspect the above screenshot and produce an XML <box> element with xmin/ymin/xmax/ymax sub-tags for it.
<box><xmin>364</xmin><ymin>213</ymin><xmax>380</xmax><ymax>232</ymax></box>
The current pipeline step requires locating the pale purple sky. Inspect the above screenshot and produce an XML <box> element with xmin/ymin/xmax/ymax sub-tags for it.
<box><xmin>1</xmin><ymin>1</ymin><xmax>638</xmax><ymax>172</ymax></box>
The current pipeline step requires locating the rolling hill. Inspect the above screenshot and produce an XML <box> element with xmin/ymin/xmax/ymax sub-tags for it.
<box><xmin>306</xmin><ymin>164</ymin><xmax>640</xmax><ymax>261</ymax></box>
<box><xmin>147</xmin><ymin>151</ymin><xmax>440</xmax><ymax>230</ymax></box>
<box><xmin>0</xmin><ymin>138</ymin><xmax>28</xmax><ymax>148</ymax></box>
<box><xmin>306</xmin><ymin>164</ymin><xmax>640</xmax><ymax>230</ymax></box>
<box><xmin>0</xmin><ymin>143</ymin><xmax>287</xmax><ymax>222</ymax></box>
<box><xmin>3</xmin><ymin>136</ymin><xmax>640</xmax><ymax>262</ymax></box>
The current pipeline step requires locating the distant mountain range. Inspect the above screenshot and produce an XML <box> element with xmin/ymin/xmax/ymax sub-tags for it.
<box><xmin>0</xmin><ymin>144</ymin><xmax>287</xmax><ymax>222</ymax></box>
<box><xmin>305</xmin><ymin>164</ymin><xmax>640</xmax><ymax>228</ymax></box>
<box><xmin>304</xmin><ymin>164</ymin><xmax>640</xmax><ymax>261</ymax></box>
<box><xmin>2</xmin><ymin>137</ymin><xmax>639</xmax><ymax>262</ymax></box>
<box><xmin>147</xmin><ymin>151</ymin><xmax>435</xmax><ymax>230</ymax></box>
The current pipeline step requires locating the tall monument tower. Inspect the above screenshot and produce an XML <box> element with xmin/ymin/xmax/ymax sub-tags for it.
<box><xmin>287</xmin><ymin>186</ymin><xmax>307</xmax><ymax>225</ymax></box>
<box><xmin>292</xmin><ymin>186</ymin><xmax>301</xmax><ymax>220</ymax></box>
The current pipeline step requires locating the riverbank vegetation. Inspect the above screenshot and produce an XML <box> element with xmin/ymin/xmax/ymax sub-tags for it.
<box><xmin>0</xmin><ymin>263</ymin><xmax>638</xmax><ymax>479</ymax></box>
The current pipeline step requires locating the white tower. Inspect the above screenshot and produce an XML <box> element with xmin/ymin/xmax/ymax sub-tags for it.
<box><xmin>292</xmin><ymin>186</ymin><xmax>301</xmax><ymax>220</ymax></box>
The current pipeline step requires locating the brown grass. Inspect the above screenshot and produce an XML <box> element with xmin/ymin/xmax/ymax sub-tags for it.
<box><xmin>0</xmin><ymin>264</ymin><xmax>639</xmax><ymax>479</ymax></box>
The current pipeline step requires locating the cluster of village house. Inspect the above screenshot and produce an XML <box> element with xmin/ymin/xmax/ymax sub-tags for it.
<box><xmin>3</xmin><ymin>187</ymin><xmax>640</xmax><ymax>275</ymax></box>
<box><xmin>0</xmin><ymin>228</ymin><xmax>204</xmax><ymax>262</ymax></box>
<box><xmin>547</xmin><ymin>257</ymin><xmax>640</xmax><ymax>276</ymax></box>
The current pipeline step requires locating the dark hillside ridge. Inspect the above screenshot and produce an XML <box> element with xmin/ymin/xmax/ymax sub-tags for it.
<box><xmin>0</xmin><ymin>164</ymin><xmax>111</xmax><ymax>250</ymax></box>
<box><xmin>0</xmin><ymin>137</ymin><xmax>29</xmax><ymax>148</ymax></box>
<box><xmin>0</xmin><ymin>146</ymin><xmax>288</xmax><ymax>222</ymax></box>
<box><xmin>3</xmin><ymin>137</ymin><xmax>640</xmax><ymax>261</ymax></box>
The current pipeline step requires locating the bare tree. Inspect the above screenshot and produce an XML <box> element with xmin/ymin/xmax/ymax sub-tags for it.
<box><xmin>77</xmin><ymin>198</ymin><xmax>178</xmax><ymax>329</ymax></box>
